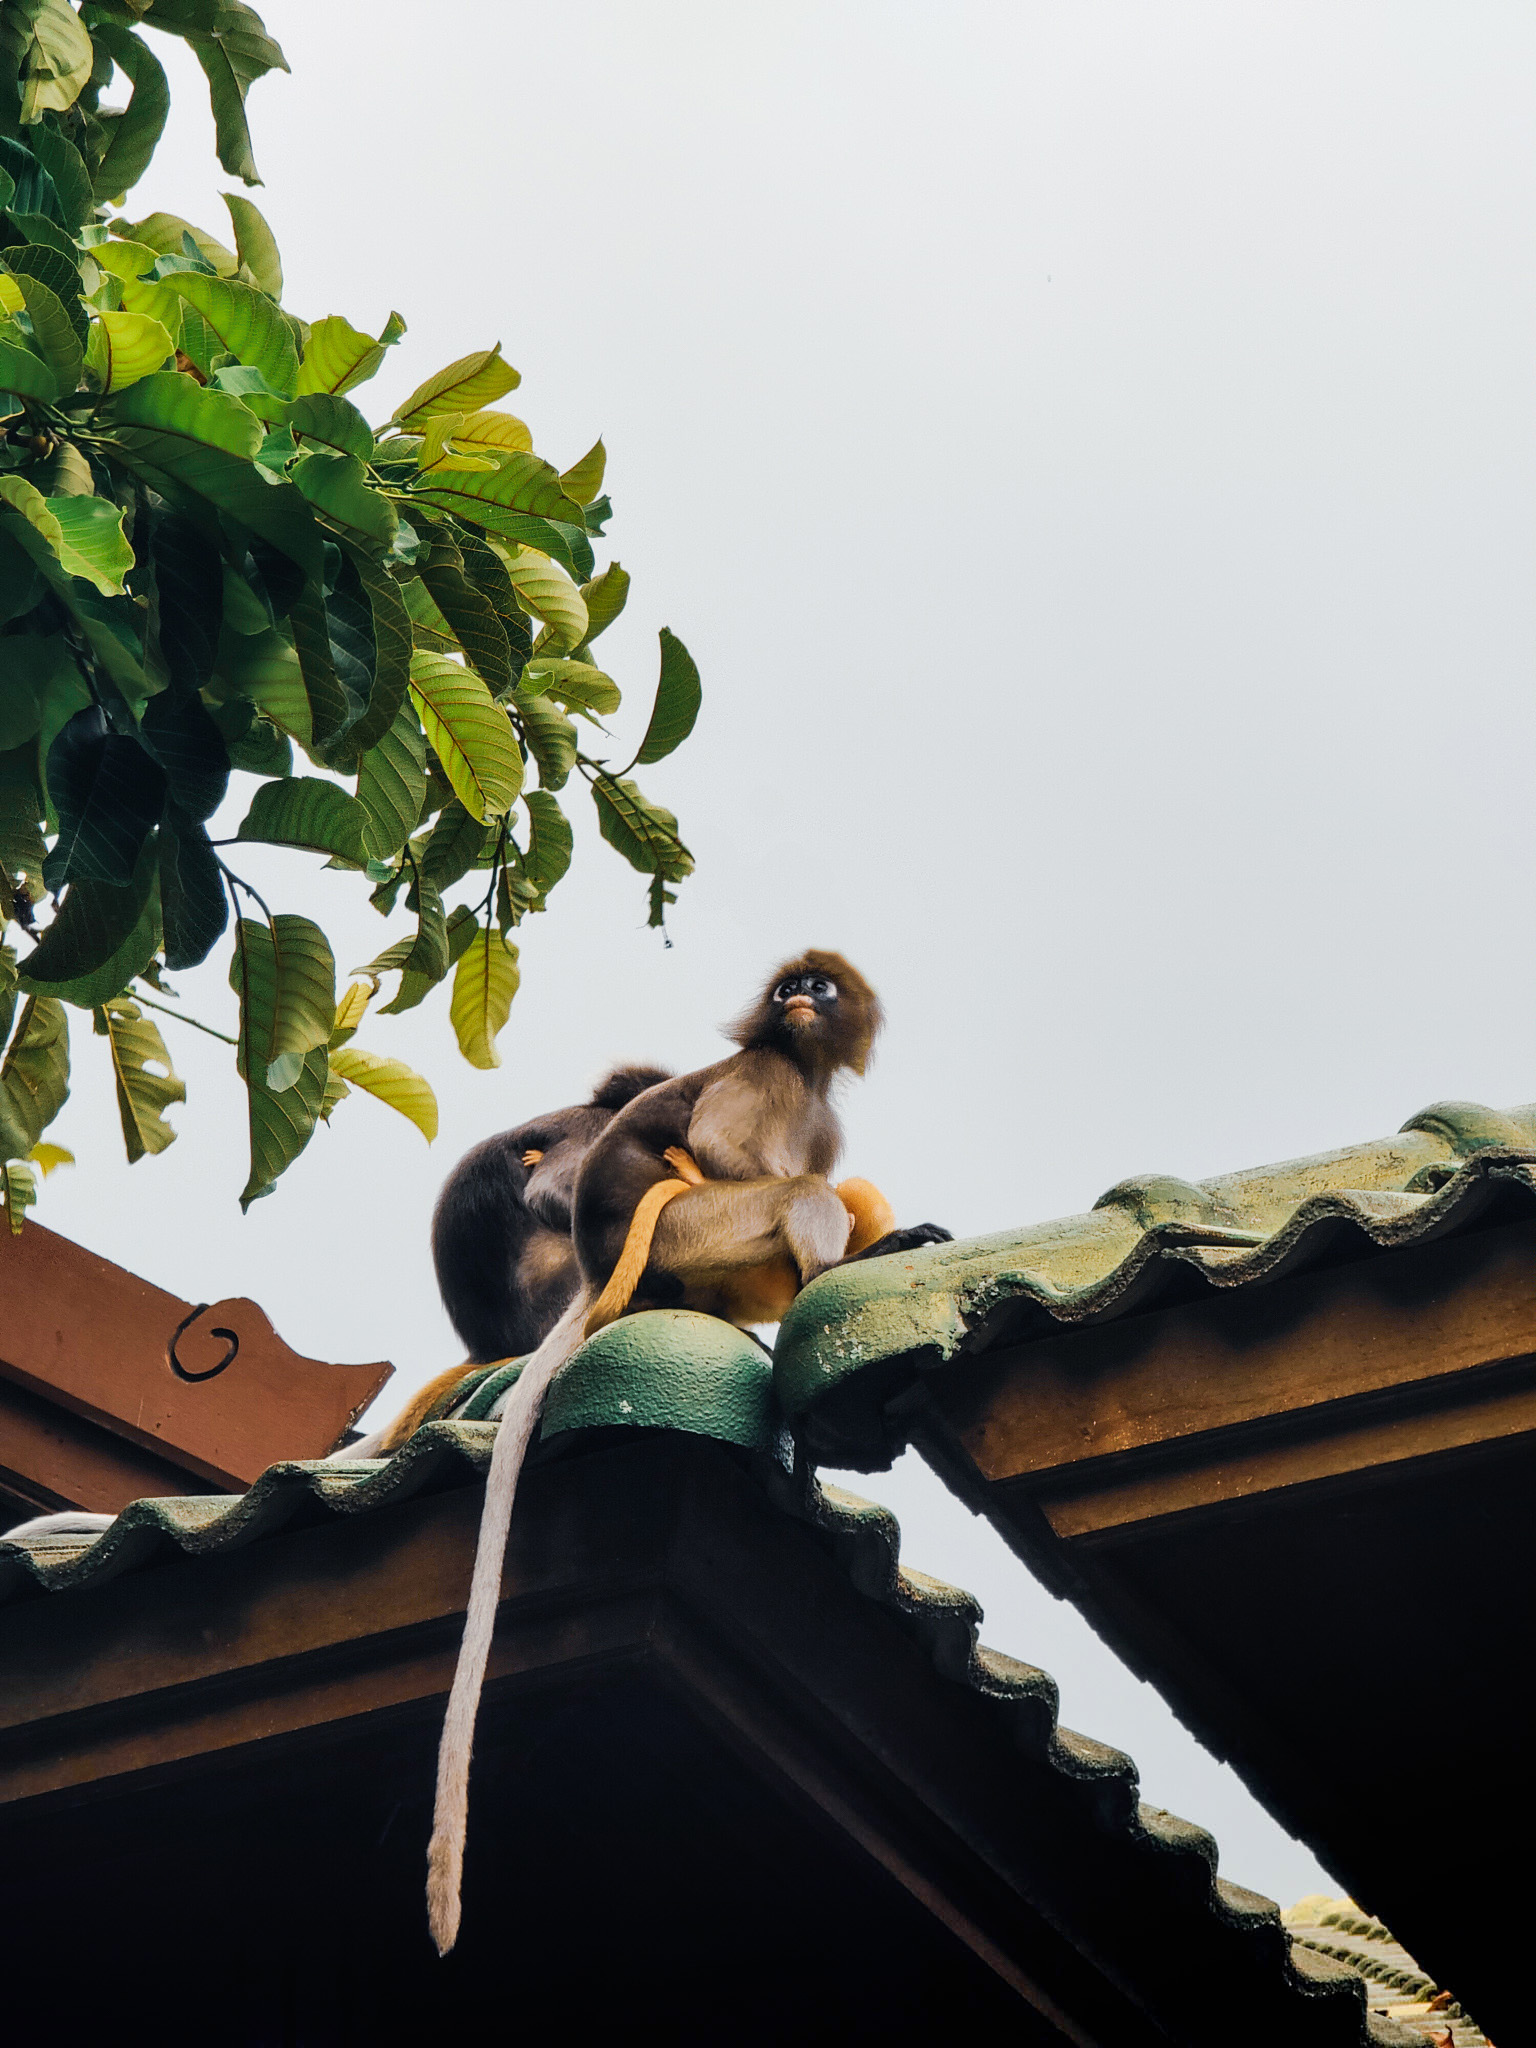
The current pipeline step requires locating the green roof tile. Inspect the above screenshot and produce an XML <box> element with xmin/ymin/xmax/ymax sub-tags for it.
<box><xmin>774</xmin><ymin>1098</ymin><xmax>1536</xmax><ymax>1462</ymax></box>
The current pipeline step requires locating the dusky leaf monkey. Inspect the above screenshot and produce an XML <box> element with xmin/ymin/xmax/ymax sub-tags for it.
<box><xmin>426</xmin><ymin>950</ymin><xmax>949</xmax><ymax>1953</ymax></box>
<box><xmin>376</xmin><ymin>1067</ymin><xmax>673</xmax><ymax>1452</ymax></box>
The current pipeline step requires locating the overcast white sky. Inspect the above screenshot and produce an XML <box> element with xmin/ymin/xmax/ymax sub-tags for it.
<box><xmin>32</xmin><ymin>2</ymin><xmax>1536</xmax><ymax>1908</ymax></box>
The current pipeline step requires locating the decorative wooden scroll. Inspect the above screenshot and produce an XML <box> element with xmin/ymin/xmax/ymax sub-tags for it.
<box><xmin>0</xmin><ymin>1220</ymin><xmax>393</xmax><ymax>1514</ymax></box>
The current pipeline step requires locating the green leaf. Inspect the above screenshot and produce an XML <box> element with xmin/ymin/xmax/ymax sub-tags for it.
<box><xmin>420</xmin><ymin>545</ymin><xmax>512</xmax><ymax>691</ymax></box>
<box><xmin>158</xmin><ymin>806</ymin><xmax>228</xmax><ymax>970</ymax></box>
<box><xmin>326</xmin><ymin>1045</ymin><xmax>436</xmax><ymax>1140</ymax></box>
<box><xmin>90</xmin><ymin>237</ymin><xmax>185</xmax><ymax>339</ymax></box>
<box><xmin>417</xmin><ymin>798</ymin><xmax>491</xmax><ymax>891</ymax></box>
<box><xmin>18</xmin><ymin>852</ymin><xmax>161</xmax><ymax>1011</ymax></box>
<box><xmin>340</xmin><ymin>551</ymin><xmax>412</xmax><ymax>755</ymax></box>
<box><xmin>497</xmin><ymin>545</ymin><xmax>588</xmax><ymax>650</ymax></box>
<box><xmin>1</xmin><ymin>1159</ymin><xmax>35</xmax><ymax>1230</ymax></box>
<box><xmin>356</xmin><ymin>696</ymin><xmax>427</xmax><ymax>860</ymax></box>
<box><xmin>449</xmin><ymin>921</ymin><xmax>520</xmax><ymax>1070</ymax></box>
<box><xmin>229</xmin><ymin>910</ymin><xmax>334</xmax><ymax>1092</ymax></box>
<box><xmin>576</xmin><ymin>560</ymin><xmax>630</xmax><ymax>646</ymax></box>
<box><xmin>86</xmin><ymin>307</ymin><xmax>175</xmax><ymax>390</ymax></box>
<box><xmin>0</xmin><ymin>995</ymin><xmax>69</xmax><ymax>1159</ymax></box>
<box><xmin>393</xmin><ymin>346</ymin><xmax>520</xmax><ymax>428</ymax></box>
<box><xmin>634</xmin><ymin>628</ymin><xmax>702</xmax><ymax>765</ymax></box>
<box><xmin>362</xmin><ymin>901</ymin><xmax>473</xmax><ymax>1015</ymax></box>
<box><xmin>95</xmin><ymin>995</ymin><xmax>184</xmax><ymax>1161</ymax></box>
<box><xmin>162</xmin><ymin>269</ymin><xmax>297</xmax><ymax>393</ymax></box>
<box><xmin>115</xmin><ymin>210</ymin><xmax>238</xmax><ymax>274</ymax></box>
<box><xmin>409</xmin><ymin>454</ymin><xmax>586</xmax><ymax>568</ymax></box>
<box><xmin>0</xmin><ymin>773</ymin><xmax>45</xmax><ymax>926</ymax></box>
<box><xmin>239</xmin><ymin>1043</ymin><xmax>325</xmax><ymax>1208</ymax></box>
<box><xmin>0</xmin><ymin>475</ymin><xmax>131</xmax><ymax>596</ymax></box>
<box><xmin>234</xmin><ymin>775</ymin><xmax>370</xmax><ymax>864</ymax></box>
<box><xmin>140</xmin><ymin>681</ymin><xmax>230</xmax><ymax>820</ymax></box>
<box><xmin>44</xmin><ymin>710</ymin><xmax>166</xmax><ymax>889</ymax></box>
<box><xmin>13</xmin><ymin>274</ymin><xmax>82</xmax><ymax>388</ymax></box>
<box><xmin>182</xmin><ymin>0</ymin><xmax>290</xmax><ymax>188</ymax></box>
<box><xmin>513</xmin><ymin>693</ymin><xmax>577</xmax><ymax>791</ymax></box>
<box><xmin>48</xmin><ymin>496</ymin><xmax>135</xmax><ymax>595</ymax></box>
<box><xmin>523</xmin><ymin>659</ymin><xmax>620</xmax><ymax>720</ymax></box>
<box><xmin>560</xmin><ymin>438</ymin><xmax>606</xmax><ymax>505</ymax></box>
<box><xmin>408</xmin><ymin>652</ymin><xmax>523</xmax><ymax>823</ymax></box>
<box><xmin>592</xmin><ymin>773</ymin><xmax>694</xmax><ymax>885</ymax></box>
<box><xmin>15</xmin><ymin>0</ymin><xmax>93</xmax><ymax>120</ymax></box>
<box><xmin>90</xmin><ymin>26</ymin><xmax>172</xmax><ymax>204</ymax></box>
<box><xmin>294</xmin><ymin>311</ymin><xmax>403</xmax><ymax>397</ymax></box>
<box><xmin>217</xmin><ymin>621</ymin><xmax>311</xmax><ymax>747</ymax></box>
<box><xmin>286</xmin><ymin>392</ymin><xmax>372</xmax><ymax>460</ymax></box>
<box><xmin>102</xmin><ymin>371</ymin><xmax>322</xmax><ymax>576</ymax></box>
<box><xmin>522</xmin><ymin>790</ymin><xmax>573</xmax><ymax>903</ymax></box>
<box><xmin>26</xmin><ymin>125</ymin><xmax>91</xmax><ymax>232</ymax></box>
<box><xmin>0</xmin><ymin>332</ymin><xmax>58</xmax><ymax>400</ymax></box>
<box><xmin>221</xmin><ymin>191</ymin><xmax>282</xmax><ymax>297</ymax></box>
<box><xmin>290</xmin><ymin>450</ymin><xmax>397</xmax><ymax>551</ymax></box>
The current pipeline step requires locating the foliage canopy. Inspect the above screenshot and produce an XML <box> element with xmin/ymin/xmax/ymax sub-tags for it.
<box><xmin>0</xmin><ymin>0</ymin><xmax>700</xmax><ymax>1221</ymax></box>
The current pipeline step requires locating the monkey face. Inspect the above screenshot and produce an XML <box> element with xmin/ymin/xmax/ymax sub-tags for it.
<box><xmin>772</xmin><ymin>968</ymin><xmax>838</xmax><ymax>1032</ymax></box>
<box><xmin>732</xmin><ymin>951</ymin><xmax>884</xmax><ymax>1076</ymax></box>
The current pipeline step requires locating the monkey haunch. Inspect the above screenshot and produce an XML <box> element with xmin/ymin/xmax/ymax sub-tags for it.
<box><xmin>422</xmin><ymin>952</ymin><xmax>949</xmax><ymax>1955</ymax></box>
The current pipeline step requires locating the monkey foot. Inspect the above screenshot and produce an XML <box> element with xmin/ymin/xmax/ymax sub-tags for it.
<box><xmin>844</xmin><ymin>1223</ymin><xmax>953</xmax><ymax>1264</ymax></box>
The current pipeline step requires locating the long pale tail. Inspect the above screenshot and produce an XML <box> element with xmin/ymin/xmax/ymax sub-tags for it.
<box><xmin>425</xmin><ymin>1290</ymin><xmax>590</xmax><ymax>1954</ymax></box>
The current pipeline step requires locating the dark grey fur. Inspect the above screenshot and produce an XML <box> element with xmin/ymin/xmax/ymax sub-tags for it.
<box><xmin>431</xmin><ymin>1066</ymin><xmax>671</xmax><ymax>1361</ymax></box>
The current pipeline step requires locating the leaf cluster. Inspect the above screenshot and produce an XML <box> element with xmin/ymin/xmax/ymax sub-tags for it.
<box><xmin>0</xmin><ymin>4</ymin><xmax>701</xmax><ymax>1212</ymax></box>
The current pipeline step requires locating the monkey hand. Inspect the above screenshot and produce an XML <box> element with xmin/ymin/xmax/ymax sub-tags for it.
<box><xmin>846</xmin><ymin>1222</ymin><xmax>953</xmax><ymax>1263</ymax></box>
<box><xmin>662</xmin><ymin>1146</ymin><xmax>707</xmax><ymax>1185</ymax></box>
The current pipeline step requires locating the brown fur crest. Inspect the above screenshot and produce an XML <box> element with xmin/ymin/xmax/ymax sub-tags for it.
<box><xmin>727</xmin><ymin>949</ymin><xmax>884</xmax><ymax>1077</ymax></box>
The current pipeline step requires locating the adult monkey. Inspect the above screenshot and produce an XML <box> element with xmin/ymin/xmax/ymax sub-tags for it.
<box><xmin>426</xmin><ymin>950</ymin><xmax>949</xmax><ymax>1953</ymax></box>
<box><xmin>375</xmin><ymin>1066</ymin><xmax>673</xmax><ymax>1453</ymax></box>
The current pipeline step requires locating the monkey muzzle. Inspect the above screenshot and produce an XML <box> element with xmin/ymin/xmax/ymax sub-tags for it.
<box><xmin>783</xmin><ymin>994</ymin><xmax>818</xmax><ymax>1024</ymax></box>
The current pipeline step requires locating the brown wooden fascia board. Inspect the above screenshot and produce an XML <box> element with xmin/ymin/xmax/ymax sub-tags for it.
<box><xmin>921</xmin><ymin>1216</ymin><xmax>1536</xmax><ymax>1516</ymax></box>
<box><xmin>0</xmin><ymin>1221</ymin><xmax>392</xmax><ymax>1489</ymax></box>
<box><xmin>0</xmin><ymin>1370</ymin><xmax>212</xmax><ymax>1516</ymax></box>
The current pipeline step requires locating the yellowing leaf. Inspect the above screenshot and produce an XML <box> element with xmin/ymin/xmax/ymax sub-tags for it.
<box><xmin>18</xmin><ymin>0</ymin><xmax>93</xmax><ymax>121</ymax></box>
<box><xmin>90</xmin><ymin>239</ymin><xmax>185</xmax><ymax>338</ymax></box>
<box><xmin>417</xmin><ymin>411</ymin><xmax>497</xmax><ymax>474</ymax></box>
<box><xmin>330</xmin><ymin>979</ymin><xmax>372</xmax><ymax>1046</ymax></box>
<box><xmin>27</xmin><ymin>1141</ymin><xmax>73</xmax><ymax>1176</ymax></box>
<box><xmin>48</xmin><ymin>496</ymin><xmax>134</xmax><ymax>595</ymax></box>
<box><xmin>407</xmin><ymin>652</ymin><xmax>524</xmax><ymax>823</ymax></box>
<box><xmin>96</xmin><ymin>996</ymin><xmax>184</xmax><ymax>1162</ymax></box>
<box><xmin>452</xmin><ymin>409</ymin><xmax>533</xmax><ymax>454</ymax></box>
<box><xmin>0</xmin><ymin>477</ymin><xmax>132</xmax><ymax>596</ymax></box>
<box><xmin>449</xmin><ymin>924</ymin><xmax>520</xmax><ymax>1070</ymax></box>
<box><xmin>162</xmin><ymin>271</ymin><xmax>298</xmax><ymax>394</ymax></box>
<box><xmin>222</xmin><ymin>192</ymin><xmax>283</xmax><ymax>299</ymax></box>
<box><xmin>393</xmin><ymin>346</ymin><xmax>520</xmax><ymax>428</ymax></box>
<box><xmin>494</xmin><ymin>545</ymin><xmax>588</xmax><ymax>650</ymax></box>
<box><xmin>560</xmin><ymin>438</ymin><xmax>606</xmax><ymax>504</ymax></box>
<box><xmin>0</xmin><ymin>276</ymin><xmax>23</xmax><ymax>316</ymax></box>
<box><xmin>116</xmin><ymin>212</ymin><xmax>238</xmax><ymax>275</ymax></box>
<box><xmin>295</xmin><ymin>311</ymin><xmax>404</xmax><ymax>396</ymax></box>
<box><xmin>327</xmin><ymin>1046</ymin><xmax>437</xmax><ymax>1140</ymax></box>
<box><xmin>87</xmin><ymin>308</ymin><xmax>175</xmax><ymax>392</ymax></box>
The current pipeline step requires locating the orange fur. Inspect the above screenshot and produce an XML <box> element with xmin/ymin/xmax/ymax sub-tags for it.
<box><xmin>376</xmin><ymin>1360</ymin><xmax>492</xmax><ymax>1452</ymax></box>
<box><xmin>583</xmin><ymin>1176</ymin><xmax>692</xmax><ymax>1334</ymax></box>
<box><xmin>837</xmin><ymin>1177</ymin><xmax>897</xmax><ymax>1255</ymax></box>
